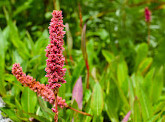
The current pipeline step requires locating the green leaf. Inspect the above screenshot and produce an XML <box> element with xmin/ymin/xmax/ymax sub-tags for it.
<box><xmin>71</xmin><ymin>58</ymin><xmax>85</xmax><ymax>87</ymax></box>
<box><xmin>153</xmin><ymin>101</ymin><xmax>165</xmax><ymax>115</ymax></box>
<box><xmin>55</xmin><ymin>0</ymin><xmax>60</xmax><ymax>10</ymax></box>
<box><xmin>3</xmin><ymin>7</ymin><xmax>31</xmax><ymax>60</ymax></box>
<box><xmin>26</xmin><ymin>112</ymin><xmax>50</xmax><ymax>122</ymax></box>
<box><xmin>38</xmin><ymin>97</ymin><xmax>54</xmax><ymax>121</ymax></box>
<box><xmin>102</xmin><ymin>50</ymin><xmax>115</xmax><ymax>63</ymax></box>
<box><xmin>84</xmin><ymin>89</ymin><xmax>92</xmax><ymax>103</ymax></box>
<box><xmin>138</xmin><ymin>57</ymin><xmax>153</xmax><ymax>75</ymax></box>
<box><xmin>0</xmin><ymin>108</ymin><xmax>22</xmax><ymax>122</ymax></box>
<box><xmin>93</xmin><ymin>115</ymin><xmax>103</xmax><ymax>122</ymax></box>
<box><xmin>143</xmin><ymin>68</ymin><xmax>155</xmax><ymax>95</ymax></box>
<box><xmin>133</xmin><ymin>98</ymin><xmax>142</xmax><ymax>122</ymax></box>
<box><xmin>25</xmin><ymin>31</ymin><xmax>34</xmax><ymax>51</ymax></box>
<box><xmin>135</xmin><ymin>43</ymin><xmax>148</xmax><ymax>71</ymax></box>
<box><xmin>8</xmin><ymin>21</ymin><xmax>30</xmax><ymax>59</ymax></box>
<box><xmin>13</xmin><ymin>0</ymin><xmax>33</xmax><ymax>17</ymax></box>
<box><xmin>71</xmin><ymin>100</ymin><xmax>80</xmax><ymax>122</ymax></box>
<box><xmin>135</xmin><ymin>75</ymin><xmax>152</xmax><ymax>121</ymax></box>
<box><xmin>34</xmin><ymin>29</ymin><xmax>49</xmax><ymax>55</ymax></box>
<box><xmin>2</xmin><ymin>95</ymin><xmax>16</xmax><ymax>108</ymax></box>
<box><xmin>139</xmin><ymin>89</ymin><xmax>152</xmax><ymax>121</ymax></box>
<box><xmin>111</xmin><ymin>74</ymin><xmax>130</xmax><ymax>109</ymax></box>
<box><xmin>105</xmin><ymin>98</ymin><xmax>119</xmax><ymax>122</ymax></box>
<box><xmin>117</xmin><ymin>60</ymin><xmax>128</xmax><ymax>86</ymax></box>
<box><xmin>59</xmin><ymin>82</ymin><xmax>66</xmax><ymax>99</ymax></box>
<box><xmin>83</xmin><ymin>99</ymin><xmax>92</xmax><ymax>122</ymax></box>
<box><xmin>65</xmin><ymin>23</ymin><xmax>73</xmax><ymax>55</ymax></box>
<box><xmin>150</xmin><ymin>67</ymin><xmax>164</xmax><ymax>104</ymax></box>
<box><xmin>91</xmin><ymin>82</ymin><xmax>103</xmax><ymax>116</ymax></box>
<box><xmin>0</xmin><ymin>28</ymin><xmax>6</xmax><ymax>96</ymax></box>
<box><xmin>21</xmin><ymin>87</ymin><xmax>37</xmax><ymax>114</ymax></box>
<box><xmin>15</xmin><ymin>98</ymin><xmax>22</xmax><ymax>110</ymax></box>
<box><xmin>128</xmin><ymin>77</ymin><xmax>134</xmax><ymax>110</ymax></box>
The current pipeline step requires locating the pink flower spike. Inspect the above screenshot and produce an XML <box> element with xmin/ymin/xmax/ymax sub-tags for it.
<box><xmin>45</xmin><ymin>10</ymin><xmax>66</xmax><ymax>90</ymax></box>
<box><xmin>12</xmin><ymin>63</ymin><xmax>67</xmax><ymax>111</ymax></box>
<box><xmin>145</xmin><ymin>7</ymin><xmax>151</xmax><ymax>23</ymax></box>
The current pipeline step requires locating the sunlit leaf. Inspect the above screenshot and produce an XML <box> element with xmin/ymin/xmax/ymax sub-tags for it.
<box><xmin>21</xmin><ymin>87</ymin><xmax>37</xmax><ymax>114</ymax></box>
<box><xmin>117</xmin><ymin>60</ymin><xmax>128</xmax><ymax>86</ymax></box>
<box><xmin>0</xmin><ymin>28</ymin><xmax>6</xmax><ymax>95</ymax></box>
<box><xmin>102</xmin><ymin>50</ymin><xmax>115</xmax><ymax>63</ymax></box>
<box><xmin>133</xmin><ymin>98</ymin><xmax>142</xmax><ymax>122</ymax></box>
<box><xmin>150</xmin><ymin>66</ymin><xmax>164</xmax><ymax>104</ymax></box>
<box><xmin>138</xmin><ymin>57</ymin><xmax>153</xmax><ymax>75</ymax></box>
<box><xmin>135</xmin><ymin>43</ymin><xmax>148</xmax><ymax>71</ymax></box>
<box><xmin>91</xmin><ymin>82</ymin><xmax>103</xmax><ymax>116</ymax></box>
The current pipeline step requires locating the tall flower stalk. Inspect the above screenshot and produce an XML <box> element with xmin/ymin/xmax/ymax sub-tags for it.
<box><xmin>45</xmin><ymin>10</ymin><xmax>66</xmax><ymax>121</ymax></box>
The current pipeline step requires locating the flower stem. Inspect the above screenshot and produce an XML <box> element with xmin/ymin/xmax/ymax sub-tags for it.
<box><xmin>147</xmin><ymin>22</ymin><xmax>150</xmax><ymax>45</ymax></box>
<box><xmin>53</xmin><ymin>88</ymin><xmax>59</xmax><ymax>122</ymax></box>
<box><xmin>65</xmin><ymin>105</ymin><xmax>92</xmax><ymax>117</ymax></box>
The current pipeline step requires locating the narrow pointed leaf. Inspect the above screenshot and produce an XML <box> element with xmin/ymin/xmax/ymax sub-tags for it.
<box><xmin>138</xmin><ymin>57</ymin><xmax>153</xmax><ymax>75</ymax></box>
<box><xmin>117</xmin><ymin>60</ymin><xmax>128</xmax><ymax>86</ymax></box>
<box><xmin>71</xmin><ymin>58</ymin><xmax>85</xmax><ymax>86</ymax></box>
<box><xmin>133</xmin><ymin>98</ymin><xmax>142</xmax><ymax>122</ymax></box>
<box><xmin>65</xmin><ymin>23</ymin><xmax>73</xmax><ymax>55</ymax></box>
<box><xmin>151</xmin><ymin>67</ymin><xmax>163</xmax><ymax>104</ymax></box>
<box><xmin>72</xmin><ymin>77</ymin><xmax>83</xmax><ymax>109</ymax></box>
<box><xmin>135</xmin><ymin>43</ymin><xmax>148</xmax><ymax>71</ymax></box>
<box><xmin>102</xmin><ymin>50</ymin><xmax>115</xmax><ymax>63</ymax></box>
<box><xmin>81</xmin><ymin>24</ymin><xmax>87</xmax><ymax>60</ymax></box>
<box><xmin>135</xmin><ymin>75</ymin><xmax>152</xmax><ymax>121</ymax></box>
<box><xmin>0</xmin><ymin>29</ymin><xmax>6</xmax><ymax>95</ymax></box>
<box><xmin>38</xmin><ymin>97</ymin><xmax>54</xmax><ymax>121</ymax></box>
<box><xmin>91</xmin><ymin>82</ymin><xmax>103</xmax><ymax>116</ymax></box>
<box><xmin>0</xmin><ymin>108</ymin><xmax>21</xmax><ymax>122</ymax></box>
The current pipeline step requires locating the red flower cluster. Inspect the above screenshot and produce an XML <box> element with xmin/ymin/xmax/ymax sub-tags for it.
<box><xmin>145</xmin><ymin>7</ymin><xmax>151</xmax><ymax>23</ymax></box>
<box><xmin>12</xmin><ymin>63</ymin><xmax>67</xmax><ymax>108</ymax></box>
<box><xmin>45</xmin><ymin>10</ymin><xmax>66</xmax><ymax>90</ymax></box>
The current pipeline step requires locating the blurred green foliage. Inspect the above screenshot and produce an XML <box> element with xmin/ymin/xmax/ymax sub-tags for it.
<box><xmin>0</xmin><ymin>0</ymin><xmax>165</xmax><ymax>121</ymax></box>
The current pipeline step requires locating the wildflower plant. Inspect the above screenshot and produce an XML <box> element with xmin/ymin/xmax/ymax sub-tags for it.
<box><xmin>12</xmin><ymin>10</ymin><xmax>91</xmax><ymax>122</ymax></box>
<box><xmin>45</xmin><ymin>10</ymin><xmax>66</xmax><ymax>120</ymax></box>
<box><xmin>0</xmin><ymin>1</ymin><xmax>163</xmax><ymax>121</ymax></box>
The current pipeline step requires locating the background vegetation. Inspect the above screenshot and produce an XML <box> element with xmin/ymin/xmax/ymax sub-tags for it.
<box><xmin>0</xmin><ymin>0</ymin><xmax>165</xmax><ymax>121</ymax></box>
